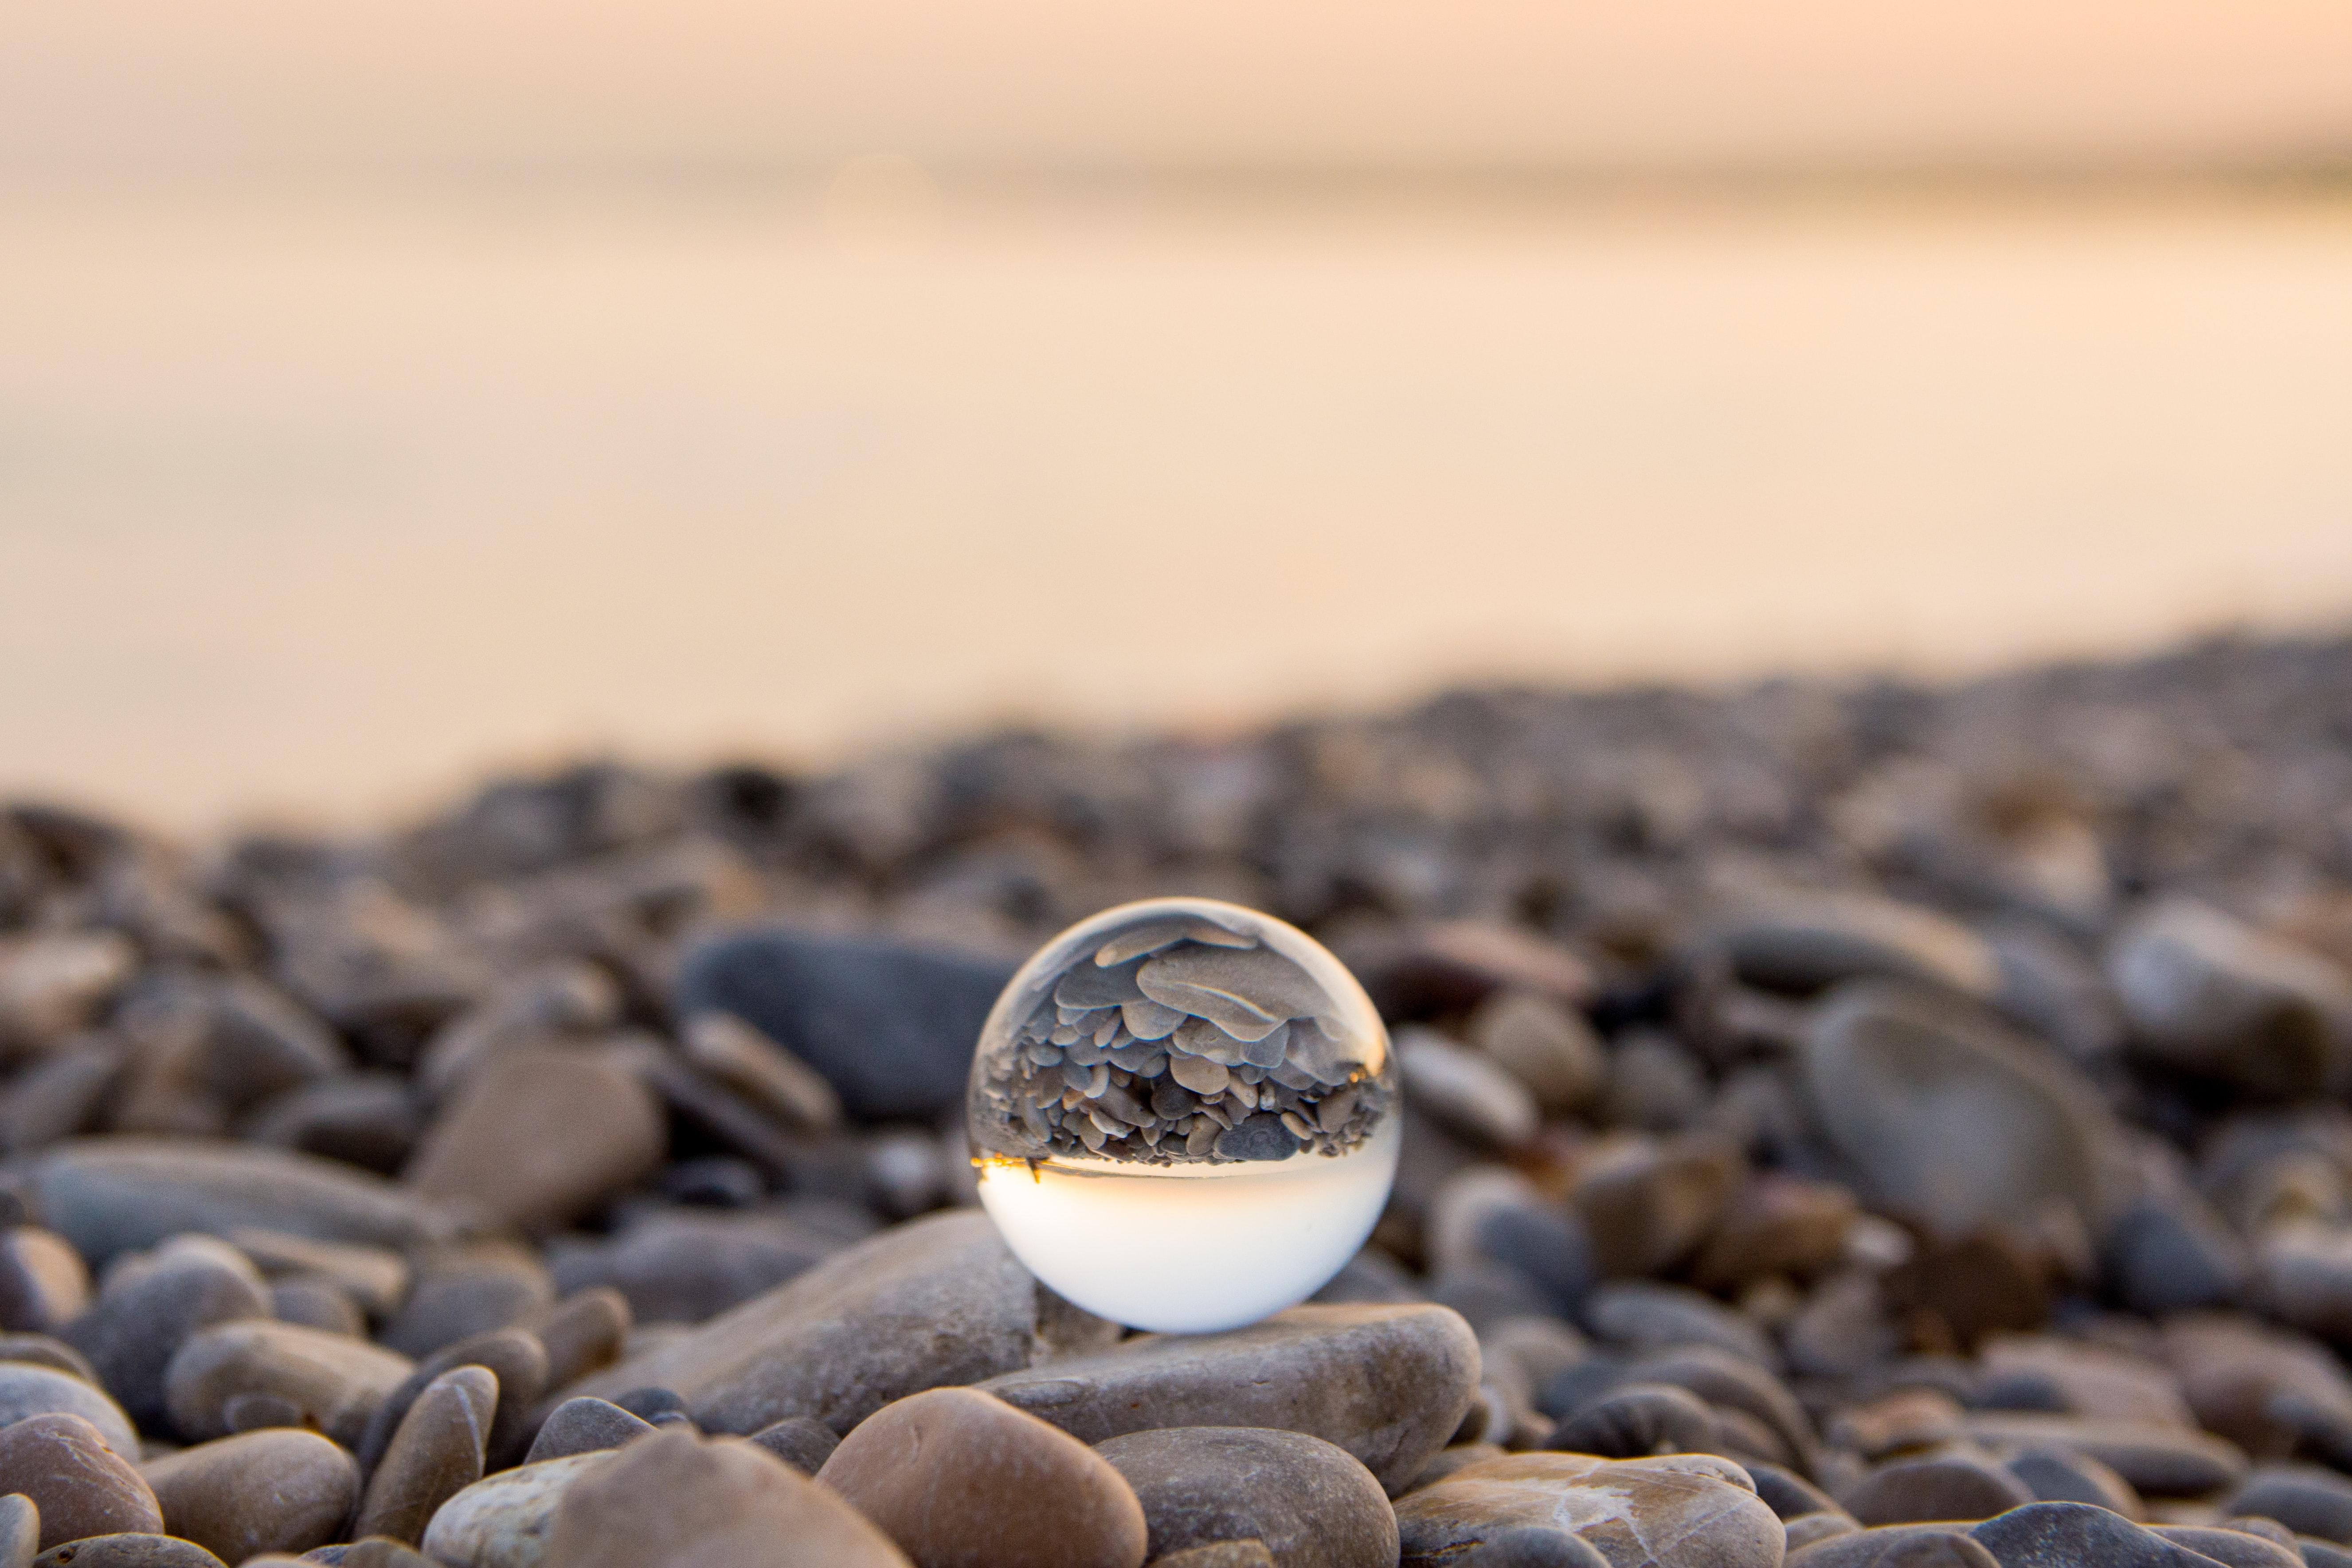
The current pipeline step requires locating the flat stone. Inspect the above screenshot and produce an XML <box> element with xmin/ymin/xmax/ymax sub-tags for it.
<box><xmin>1394</xmin><ymin>1451</ymin><xmax>1782</xmax><ymax>1568</ymax></box>
<box><xmin>1782</xmin><ymin>1528</ymin><xmax>1982</xmax><ymax>1568</ymax></box>
<box><xmin>1426</xmin><ymin>1171</ymin><xmax>1594</xmax><ymax>1321</ymax></box>
<box><xmin>225</xmin><ymin>1231</ymin><xmax>409</xmax><ymax>1319</ymax></box>
<box><xmin>355</xmin><ymin>1366</ymin><xmax>495</xmax><ymax>1545</ymax></box>
<box><xmin>358</xmin><ymin>1328</ymin><xmax>546</xmax><ymax>1474</ymax></box>
<box><xmin>1621</xmin><ymin>1349</ymin><xmax>1816</xmax><ymax>1477</ymax></box>
<box><xmin>28</xmin><ymin>1536</ymin><xmax>224</xmax><ymax>1568</ymax></box>
<box><xmin>1689</xmin><ymin>1175</ymin><xmax>1858</xmax><ymax>1294</ymax></box>
<box><xmin>1396</xmin><ymin>1030</ymin><xmax>1539</xmax><ymax>1150</ymax></box>
<box><xmin>1742</xmin><ymin>1463</ymin><xmax>1839</xmax><ymax>1522</ymax></box>
<box><xmin>1341</xmin><ymin>923</ymin><xmax>1597</xmax><ymax>1019</ymax></box>
<box><xmin>1968</xmin><ymin>1500</ymin><xmax>2231</xmax><ymax>1567</ymax></box>
<box><xmin>0</xmin><ymin>1366</ymin><xmax>138</xmax><ymax>1460</ymax></box>
<box><xmin>270</xmin><ymin>1279</ymin><xmax>364</xmax><ymax>1335</ymax></box>
<box><xmin>1705</xmin><ymin>891</ymin><xmax>2001</xmax><ymax>999</ymax></box>
<box><xmin>819</xmin><ymin>1388</ymin><xmax>1146</xmax><ymax>1568</ymax></box>
<box><xmin>2224</xmin><ymin>1465</ymin><xmax>2352</xmax><ymax>1543</ymax></box>
<box><xmin>1839</xmin><ymin>1457</ymin><xmax>2034</xmax><ymax>1527</ymax></box>
<box><xmin>0</xmin><ymin>1414</ymin><xmax>162</xmax><ymax>1551</ymax></box>
<box><xmin>1826</xmin><ymin>1391</ymin><xmax>1966</xmax><ymax>1459</ymax></box>
<box><xmin>164</xmin><ymin>1321</ymin><xmax>413</xmax><ymax>1449</ymax></box>
<box><xmin>2000</xmin><ymin>1447</ymin><xmax>2141</xmax><ymax>1517</ymax></box>
<box><xmin>239</xmin><ymin>1075</ymin><xmax>420</xmax><ymax>1176</ymax></box>
<box><xmin>1546</xmin><ymin>1385</ymin><xmax>1717</xmax><ymax>1460</ymax></box>
<box><xmin>565</xmin><ymin>1211</ymin><xmax>1115</xmax><ymax>1438</ymax></box>
<box><xmin>300</xmin><ymin>1541</ymin><xmax>435</xmax><ymax>1568</ymax></box>
<box><xmin>1583</xmin><ymin>1282</ymin><xmax>1773</xmax><ymax>1367</ymax></box>
<box><xmin>1785</xmin><ymin>1514</ymin><xmax>1863</xmax><ymax>1553</ymax></box>
<box><xmin>2107</xmin><ymin>897</ymin><xmax>2352</xmax><ymax>1096</ymax></box>
<box><xmin>744</xmin><ymin>1416</ymin><xmax>837</xmax><ymax>1474</ymax></box>
<box><xmin>402</xmin><ymin>1050</ymin><xmax>664</xmax><ymax>1236</ymax></box>
<box><xmin>61</xmin><ymin>1236</ymin><xmax>270</xmax><ymax>1435</ymax></box>
<box><xmin>546</xmin><ymin>1209</ymin><xmax>843</xmax><ymax>1327</ymax></box>
<box><xmin>539</xmin><ymin>1430</ymin><xmax>909</xmax><ymax>1568</ymax></box>
<box><xmin>1799</xmin><ymin>982</ymin><xmax>2117</xmax><ymax>1241</ymax></box>
<box><xmin>677</xmin><ymin>1011</ymin><xmax>842</xmax><ymax>1133</ymax></box>
<box><xmin>980</xmin><ymin>1303</ymin><xmax>1479</xmax><ymax>1494</ymax></box>
<box><xmin>1571</xmin><ymin>1137</ymin><xmax>1740</xmax><ymax>1279</ymax></box>
<box><xmin>671</xmin><ymin>927</ymin><xmax>1014</xmax><ymax>1121</ymax></box>
<box><xmin>1464</xmin><ymin>991</ymin><xmax>1605</xmax><ymax>1115</ymax></box>
<box><xmin>381</xmin><ymin>1247</ymin><xmax>552</xmax><ymax>1360</ymax></box>
<box><xmin>0</xmin><ymin>1231</ymin><xmax>90</xmax><ymax>1334</ymax></box>
<box><xmin>2148</xmin><ymin>1526</ymin><xmax>2302</xmax><ymax>1568</ymax></box>
<box><xmin>1097</xmin><ymin>1426</ymin><xmax>1397</xmax><ymax>1568</ymax></box>
<box><xmin>417</xmin><ymin>1452</ymin><xmax>610</xmax><ymax>1568</ymax></box>
<box><xmin>1147</xmin><ymin>1546</ymin><xmax>1277</xmax><ymax>1568</ymax></box>
<box><xmin>522</xmin><ymin>1400</ymin><xmax>654</xmax><ymax>1466</ymax></box>
<box><xmin>141</xmin><ymin>1430</ymin><xmax>357</xmax><ymax>1562</ymax></box>
<box><xmin>525</xmin><ymin>1291</ymin><xmax>630</xmax><ymax>1393</ymax></box>
<box><xmin>0</xmin><ymin>1337</ymin><xmax>98</xmax><ymax>1387</ymax></box>
<box><xmin>0</xmin><ymin>1493</ymin><xmax>34</xmax><ymax>1568</ymax></box>
<box><xmin>1976</xmin><ymin>1335</ymin><xmax>2192</xmax><ymax>1428</ymax></box>
<box><xmin>1958</xmin><ymin>1414</ymin><xmax>2246</xmax><ymax>1495</ymax></box>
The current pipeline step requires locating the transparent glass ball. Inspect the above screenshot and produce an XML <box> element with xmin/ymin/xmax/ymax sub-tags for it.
<box><xmin>967</xmin><ymin>897</ymin><xmax>1399</xmax><ymax>1333</ymax></box>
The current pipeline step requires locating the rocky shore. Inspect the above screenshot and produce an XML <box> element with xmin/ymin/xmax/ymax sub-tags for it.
<box><xmin>4</xmin><ymin>633</ymin><xmax>2352</xmax><ymax>1565</ymax></box>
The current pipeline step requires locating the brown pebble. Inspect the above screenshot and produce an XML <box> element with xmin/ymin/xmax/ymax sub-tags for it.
<box><xmin>1</xmin><ymin>1494</ymin><xmax>36</xmax><ymax>1568</ymax></box>
<box><xmin>162</xmin><ymin>1321</ymin><xmax>412</xmax><ymax>1450</ymax></box>
<box><xmin>28</xmin><ymin>1536</ymin><xmax>224</xmax><ymax>1568</ymax></box>
<box><xmin>526</xmin><ymin>1290</ymin><xmax>631</xmax><ymax>1391</ymax></box>
<box><xmin>353</xmin><ymin>1366</ymin><xmax>495</xmax><ymax>1545</ymax></box>
<box><xmin>541</xmin><ymin>1429</ymin><xmax>908</xmax><ymax>1568</ymax></box>
<box><xmin>0</xmin><ymin>1231</ymin><xmax>91</xmax><ymax>1335</ymax></box>
<box><xmin>0</xmin><ymin>1415</ymin><xmax>163</xmax><ymax>1552</ymax></box>
<box><xmin>140</xmin><ymin>1429</ymin><xmax>357</xmax><ymax>1563</ymax></box>
<box><xmin>818</xmin><ymin>1387</ymin><xmax>1146</xmax><ymax>1568</ymax></box>
<box><xmin>402</xmin><ymin>1050</ymin><xmax>664</xmax><ymax>1236</ymax></box>
<box><xmin>1147</xmin><ymin>1547</ymin><xmax>1276</xmax><ymax>1568</ymax></box>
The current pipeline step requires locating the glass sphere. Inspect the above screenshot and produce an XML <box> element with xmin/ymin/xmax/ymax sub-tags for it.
<box><xmin>967</xmin><ymin>897</ymin><xmax>1399</xmax><ymax>1333</ymax></box>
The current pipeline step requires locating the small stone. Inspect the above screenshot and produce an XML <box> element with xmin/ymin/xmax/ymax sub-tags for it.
<box><xmin>355</xmin><ymin>1365</ymin><xmax>495</xmax><ymax>1545</ymax></box>
<box><xmin>358</xmin><ymin>1328</ymin><xmax>545</xmax><ymax>1474</ymax></box>
<box><xmin>671</xmin><ymin>928</ymin><xmax>1014</xmax><ymax>1121</ymax></box>
<box><xmin>1570</xmin><ymin>1136</ymin><xmax>1740</xmax><ymax>1279</ymax></box>
<box><xmin>0</xmin><ymin>934</ymin><xmax>136</xmax><ymax>1054</ymax></box>
<box><xmin>1545</xmin><ymin>1385</ymin><xmax>1716</xmax><ymax>1459</ymax></box>
<box><xmin>1168</xmin><ymin>1056</ymin><xmax>1230</xmax><ymax>1097</ymax></box>
<box><xmin>1147</xmin><ymin>1546</ymin><xmax>1276</xmax><ymax>1568</ymax></box>
<box><xmin>1342</xmin><ymin>922</ymin><xmax>1596</xmax><ymax>1019</ymax></box>
<box><xmin>140</xmin><ymin>1429</ymin><xmax>357</xmax><ymax>1562</ymax></box>
<box><xmin>268</xmin><ymin>1278</ymin><xmax>365</xmax><ymax>1336</ymax></box>
<box><xmin>1213</xmin><ymin>1114</ymin><xmax>1298</xmax><ymax>1162</ymax></box>
<box><xmin>549</xmin><ymin>1209</ymin><xmax>843</xmax><ymax>1327</ymax></box>
<box><xmin>1958</xmin><ymin>1414</ymin><xmax>2246</xmax><ymax>1495</ymax></box>
<box><xmin>1395</xmin><ymin>1030</ymin><xmax>1539</xmax><ymax>1150</ymax></box>
<box><xmin>1425</xmin><ymin>1170</ymin><xmax>1595</xmax><ymax>1320</ymax></box>
<box><xmin>1464</xmin><ymin>991</ymin><xmax>1605</xmax><ymax>1115</ymax></box>
<box><xmin>1968</xmin><ymin>1500</ymin><xmax>2230</xmax><ymax>1567</ymax></box>
<box><xmin>61</xmin><ymin>1236</ymin><xmax>270</xmax><ymax>1436</ymax></box>
<box><xmin>818</xmin><ymin>1388</ymin><xmax>1146</xmax><ymax>1568</ymax></box>
<box><xmin>1838</xmin><ymin>1455</ymin><xmax>2034</xmax><ymax>1527</ymax></box>
<box><xmin>28</xmin><ymin>1536</ymin><xmax>224</xmax><ymax>1568</ymax></box>
<box><xmin>413</xmin><ymin>961</ymin><xmax>621</xmax><ymax>1101</ymax></box>
<box><xmin>1785</xmin><ymin>1514</ymin><xmax>1862</xmax><ymax>1553</ymax></box>
<box><xmin>0</xmin><ymin>1232</ymin><xmax>90</xmax><ymax>1335</ymax></box>
<box><xmin>981</xmin><ymin>1303</ymin><xmax>1479</xmax><ymax>1494</ymax></box>
<box><xmin>522</xmin><ymin>1400</ymin><xmax>654</xmax><ymax>1466</ymax></box>
<box><xmin>744</xmin><ymin>1416</ymin><xmax>837</xmax><ymax>1474</ymax></box>
<box><xmin>0</xmin><ymin>1414</ymin><xmax>162</xmax><ymax>1551</ymax></box>
<box><xmin>1097</xmin><ymin>1426</ymin><xmax>1396</xmax><ymax>1568</ymax></box>
<box><xmin>417</xmin><ymin>1452</ymin><xmax>609</xmax><ymax>1568</ymax></box>
<box><xmin>1394</xmin><ymin>1451</ymin><xmax>1781</xmax><ymax>1568</ymax></box>
<box><xmin>1595</xmin><ymin>1034</ymin><xmax>1712</xmax><ymax>1135</ymax></box>
<box><xmin>225</xmin><ymin>1231</ymin><xmax>409</xmax><ymax>1319</ymax></box>
<box><xmin>1826</xmin><ymin>1391</ymin><xmax>1966</xmax><ymax>1459</ymax></box>
<box><xmin>0</xmin><ymin>1494</ymin><xmax>34</xmax><ymax>1568</ymax></box>
<box><xmin>239</xmin><ymin>1075</ymin><xmax>420</xmax><ymax>1176</ymax></box>
<box><xmin>0</xmin><ymin>1337</ymin><xmax>98</xmax><ymax>1386</ymax></box>
<box><xmin>0</xmin><ymin>1365</ymin><xmax>138</xmax><ymax>1460</ymax></box>
<box><xmin>402</xmin><ymin>1050</ymin><xmax>664</xmax><ymax>1236</ymax></box>
<box><xmin>566</xmin><ymin>1211</ymin><xmax>1115</xmax><ymax>1437</ymax></box>
<box><xmin>2004</xmin><ymin>1447</ymin><xmax>2142</xmax><ymax>1516</ymax></box>
<box><xmin>678</xmin><ymin>1011</ymin><xmax>842</xmax><ymax>1133</ymax></box>
<box><xmin>381</xmin><ymin>1247</ymin><xmax>552</xmax><ymax>1361</ymax></box>
<box><xmin>1582</xmin><ymin>1281</ymin><xmax>1774</xmax><ymax>1367</ymax></box>
<box><xmin>1705</xmin><ymin>891</ymin><xmax>2000</xmax><ymax>999</ymax></box>
<box><xmin>524</xmin><ymin>1290</ymin><xmax>630</xmax><ymax>1392</ymax></box>
<box><xmin>2148</xmin><ymin>1526</ymin><xmax>2302</xmax><ymax>1568</ymax></box>
<box><xmin>1690</xmin><ymin>1175</ymin><xmax>1858</xmax><ymax>1293</ymax></box>
<box><xmin>1744</xmin><ymin>1463</ymin><xmax>1840</xmax><ymax>1521</ymax></box>
<box><xmin>164</xmin><ymin>1321</ymin><xmax>413</xmax><ymax>1449</ymax></box>
<box><xmin>540</xmin><ymin>1430</ymin><xmax>908</xmax><ymax>1568</ymax></box>
<box><xmin>2224</xmin><ymin>1465</ymin><xmax>2352</xmax><ymax>1543</ymax></box>
<box><xmin>1785</xmin><ymin>1531</ymin><xmax>1990</xmax><ymax>1568</ymax></box>
<box><xmin>18</xmin><ymin>1139</ymin><xmax>446</xmax><ymax>1267</ymax></box>
<box><xmin>1976</xmin><ymin>1335</ymin><xmax>2191</xmax><ymax>1427</ymax></box>
<box><xmin>2107</xmin><ymin>897</ymin><xmax>2352</xmax><ymax>1097</ymax></box>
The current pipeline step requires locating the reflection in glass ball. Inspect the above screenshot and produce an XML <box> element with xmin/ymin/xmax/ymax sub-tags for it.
<box><xmin>967</xmin><ymin>898</ymin><xmax>1399</xmax><ymax>1332</ymax></box>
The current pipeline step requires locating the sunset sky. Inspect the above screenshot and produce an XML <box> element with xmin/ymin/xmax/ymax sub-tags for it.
<box><xmin>8</xmin><ymin>0</ymin><xmax>2352</xmax><ymax>176</ymax></box>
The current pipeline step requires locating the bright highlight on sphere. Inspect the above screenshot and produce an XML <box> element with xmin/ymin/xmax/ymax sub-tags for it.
<box><xmin>967</xmin><ymin>897</ymin><xmax>1399</xmax><ymax>1333</ymax></box>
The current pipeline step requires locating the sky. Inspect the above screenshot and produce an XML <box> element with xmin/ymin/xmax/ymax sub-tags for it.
<box><xmin>6</xmin><ymin>0</ymin><xmax>2352</xmax><ymax>178</ymax></box>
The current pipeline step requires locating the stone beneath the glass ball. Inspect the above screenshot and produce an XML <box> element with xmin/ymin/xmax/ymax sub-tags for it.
<box><xmin>967</xmin><ymin>898</ymin><xmax>1400</xmax><ymax>1333</ymax></box>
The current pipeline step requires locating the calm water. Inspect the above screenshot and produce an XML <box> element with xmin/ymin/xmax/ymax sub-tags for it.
<box><xmin>4</xmin><ymin>183</ymin><xmax>2351</xmax><ymax>831</ymax></box>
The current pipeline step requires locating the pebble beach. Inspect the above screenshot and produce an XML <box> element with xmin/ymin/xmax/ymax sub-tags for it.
<box><xmin>8</xmin><ymin>632</ymin><xmax>2352</xmax><ymax>1564</ymax></box>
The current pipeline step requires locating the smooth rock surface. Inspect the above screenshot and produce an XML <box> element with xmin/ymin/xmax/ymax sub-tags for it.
<box><xmin>27</xmin><ymin>1535</ymin><xmax>224</xmax><ymax>1568</ymax></box>
<box><xmin>416</xmin><ymin>1453</ymin><xmax>609</xmax><ymax>1568</ymax></box>
<box><xmin>140</xmin><ymin>1430</ymin><xmax>357</xmax><ymax>1563</ymax></box>
<box><xmin>0</xmin><ymin>1367</ymin><xmax>137</xmax><ymax>1460</ymax></box>
<box><xmin>1096</xmin><ymin>1426</ymin><xmax>1397</xmax><ymax>1568</ymax></box>
<box><xmin>1394</xmin><ymin>1451</ymin><xmax>1781</xmax><ymax>1568</ymax></box>
<box><xmin>980</xmin><ymin>1304</ymin><xmax>1479</xmax><ymax>1494</ymax></box>
<box><xmin>0</xmin><ymin>1415</ymin><xmax>162</xmax><ymax>1552</ymax></box>
<box><xmin>163</xmin><ymin>1321</ymin><xmax>413</xmax><ymax>1449</ymax></box>
<box><xmin>355</xmin><ymin>1365</ymin><xmax>495</xmax><ymax>1545</ymax></box>
<box><xmin>402</xmin><ymin>1052</ymin><xmax>663</xmax><ymax>1236</ymax></box>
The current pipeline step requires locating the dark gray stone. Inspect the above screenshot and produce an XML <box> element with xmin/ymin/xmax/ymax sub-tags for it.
<box><xmin>523</xmin><ymin>1397</ymin><xmax>655</xmax><ymax>1465</ymax></box>
<box><xmin>1968</xmin><ymin>1501</ymin><xmax>2231</xmax><ymax>1567</ymax></box>
<box><xmin>1097</xmin><ymin>1426</ymin><xmax>1398</xmax><ymax>1568</ymax></box>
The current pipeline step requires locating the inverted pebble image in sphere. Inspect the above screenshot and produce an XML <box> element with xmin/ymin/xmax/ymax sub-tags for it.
<box><xmin>966</xmin><ymin>898</ymin><xmax>1400</xmax><ymax>1331</ymax></box>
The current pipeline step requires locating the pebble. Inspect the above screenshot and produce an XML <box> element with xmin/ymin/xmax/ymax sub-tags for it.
<box><xmin>1547</xmin><ymin>1384</ymin><xmax>1717</xmax><ymax>1459</ymax></box>
<box><xmin>1570</xmin><ymin>1136</ymin><xmax>1740</xmax><ymax>1279</ymax></box>
<box><xmin>1800</xmin><ymin>981</ymin><xmax>2118</xmax><ymax>1241</ymax></box>
<box><xmin>2149</xmin><ymin>1525</ymin><xmax>2303</xmax><ymax>1568</ymax></box>
<box><xmin>671</xmin><ymin>928</ymin><xmax>1013</xmax><ymax>1121</ymax></box>
<box><xmin>980</xmin><ymin>1303</ymin><xmax>1479</xmax><ymax>1494</ymax></box>
<box><xmin>2003</xmin><ymin>1446</ymin><xmax>2143</xmax><ymax>1516</ymax></box>
<box><xmin>1393</xmin><ymin>1451</ymin><xmax>1781</xmax><ymax>1568</ymax></box>
<box><xmin>1957</xmin><ymin>1413</ymin><xmax>2247</xmax><ymax>1494</ymax></box>
<box><xmin>677</xmin><ymin>1011</ymin><xmax>842</xmax><ymax>1133</ymax></box>
<box><xmin>61</xmin><ymin>1236</ymin><xmax>270</xmax><ymax>1435</ymax></box>
<box><xmin>539</xmin><ymin>1429</ymin><xmax>909</xmax><ymax>1568</ymax></box>
<box><xmin>567</xmin><ymin>1211</ymin><xmax>1116</xmax><ymax>1437</ymax></box>
<box><xmin>0</xmin><ymin>1496</ymin><xmax>32</xmax><ymax>1568</ymax></box>
<box><xmin>1146</xmin><ymin>1545</ymin><xmax>1277</xmax><ymax>1568</ymax></box>
<box><xmin>1425</xmin><ymin>1170</ymin><xmax>1594</xmax><ymax>1320</ymax></box>
<box><xmin>402</xmin><ymin>1051</ymin><xmax>663</xmax><ymax>1236</ymax></box>
<box><xmin>1838</xmin><ymin>1456</ymin><xmax>2035</xmax><ymax>1527</ymax></box>
<box><xmin>0</xmin><ymin>1414</ymin><xmax>162</xmax><ymax>1551</ymax></box>
<box><xmin>1688</xmin><ymin>1173</ymin><xmax>1857</xmax><ymax>1293</ymax></box>
<box><xmin>2107</xmin><ymin>898</ymin><xmax>2352</xmax><ymax>1097</ymax></box>
<box><xmin>381</xmin><ymin>1247</ymin><xmax>552</xmax><ymax>1360</ymax></box>
<box><xmin>163</xmin><ymin>1321</ymin><xmax>413</xmax><ymax>1448</ymax></box>
<box><xmin>523</xmin><ymin>1290</ymin><xmax>630</xmax><ymax>1392</ymax></box>
<box><xmin>1785</xmin><ymin>1513</ymin><xmax>1862</xmax><ymax>1552</ymax></box>
<box><xmin>1582</xmin><ymin>1281</ymin><xmax>1773</xmax><ymax>1366</ymax></box>
<box><xmin>15</xmin><ymin>1141</ymin><xmax>446</xmax><ymax>1267</ymax></box>
<box><xmin>744</xmin><ymin>1416</ymin><xmax>838</xmax><ymax>1474</ymax></box>
<box><xmin>358</xmin><ymin>1328</ymin><xmax>545</xmax><ymax>1474</ymax></box>
<box><xmin>1967</xmin><ymin>1500</ymin><xmax>2229</xmax><ymax>1566</ymax></box>
<box><xmin>354</xmin><ymin>1365</ymin><xmax>495</xmax><ymax>1545</ymax></box>
<box><xmin>1464</xmin><ymin>991</ymin><xmax>1605</xmax><ymax>1115</ymax></box>
<box><xmin>0</xmin><ymin>1367</ymin><xmax>138</xmax><ymax>1460</ymax></box>
<box><xmin>520</xmin><ymin>1400</ymin><xmax>653</xmax><ymax>1466</ymax></box>
<box><xmin>0</xmin><ymin>1337</ymin><xmax>97</xmax><ymax>1386</ymax></box>
<box><xmin>1395</xmin><ymin>1030</ymin><xmax>1539</xmax><ymax>1150</ymax></box>
<box><xmin>816</xmin><ymin>1388</ymin><xmax>1146</xmax><ymax>1568</ymax></box>
<box><xmin>225</xmin><ymin>1231</ymin><xmax>409</xmax><ymax>1319</ymax></box>
<box><xmin>416</xmin><ymin>1452</ymin><xmax>609</xmax><ymax>1568</ymax></box>
<box><xmin>270</xmin><ymin>1280</ymin><xmax>364</xmax><ymax>1335</ymax></box>
<box><xmin>1096</xmin><ymin>1426</ymin><xmax>1395</xmax><ymax>1568</ymax></box>
<box><xmin>1706</xmin><ymin>890</ymin><xmax>2002</xmax><ymax>1000</ymax></box>
<box><xmin>140</xmin><ymin>1430</ymin><xmax>357</xmax><ymax>1561</ymax></box>
<box><xmin>0</xmin><ymin>1232</ymin><xmax>90</xmax><ymax>1334</ymax></box>
<box><xmin>2223</xmin><ymin>1465</ymin><xmax>2352</xmax><ymax>1542</ymax></box>
<box><xmin>545</xmin><ymin>1208</ymin><xmax>843</xmax><ymax>1326</ymax></box>
<box><xmin>27</xmin><ymin>1535</ymin><xmax>224</xmax><ymax>1568</ymax></box>
<box><xmin>239</xmin><ymin>1075</ymin><xmax>420</xmax><ymax>1175</ymax></box>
